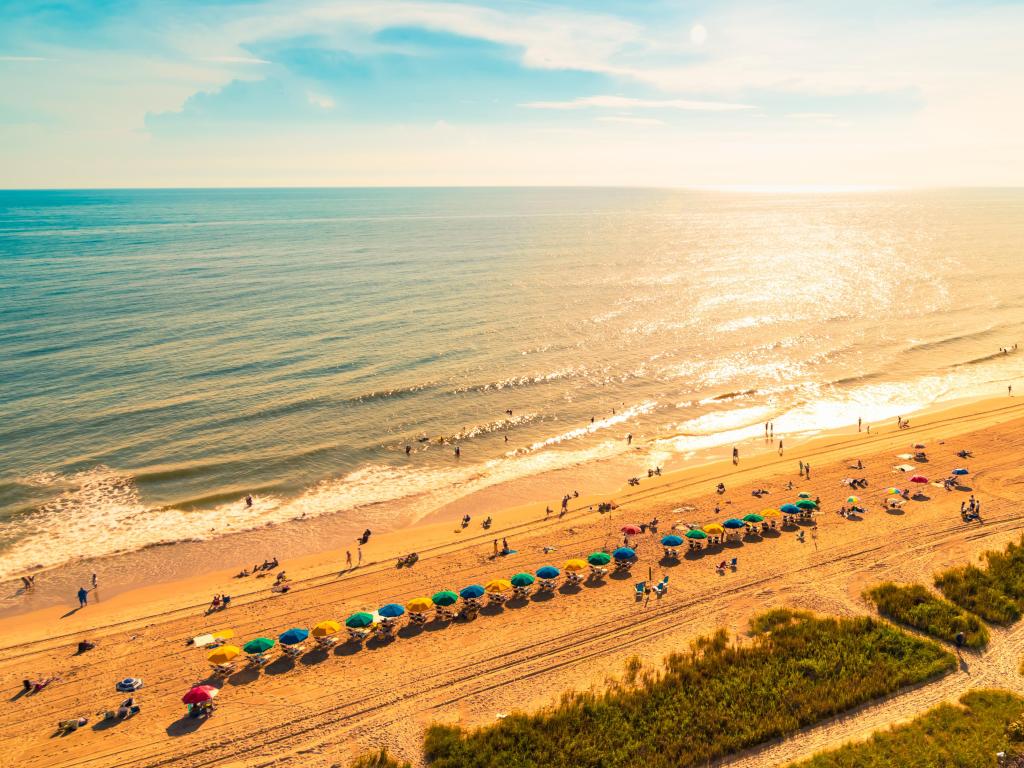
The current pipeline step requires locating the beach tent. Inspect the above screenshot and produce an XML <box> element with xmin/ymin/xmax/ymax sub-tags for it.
<box><xmin>661</xmin><ymin>534</ymin><xmax>684</xmax><ymax>547</ymax></box>
<box><xmin>510</xmin><ymin>572</ymin><xmax>535</xmax><ymax>587</ymax></box>
<box><xmin>742</xmin><ymin>513</ymin><xmax>764</xmax><ymax>523</ymax></box>
<box><xmin>459</xmin><ymin>585</ymin><xmax>486</xmax><ymax>600</ymax></box>
<box><xmin>182</xmin><ymin>685</ymin><xmax>218</xmax><ymax>705</ymax></box>
<box><xmin>564</xmin><ymin>559</ymin><xmax>587</xmax><ymax>572</ymax></box>
<box><xmin>345</xmin><ymin>612</ymin><xmax>375</xmax><ymax>629</ymax></box>
<box><xmin>278</xmin><ymin>628</ymin><xmax>309</xmax><ymax>646</ymax></box>
<box><xmin>703</xmin><ymin>523</ymin><xmax>725</xmax><ymax>535</ymax></box>
<box><xmin>431</xmin><ymin>591</ymin><xmax>459</xmax><ymax>607</ymax></box>
<box><xmin>312</xmin><ymin>620</ymin><xmax>341</xmax><ymax>638</ymax></box>
<box><xmin>207</xmin><ymin>645</ymin><xmax>240</xmax><ymax>665</ymax></box>
<box><xmin>484</xmin><ymin>579</ymin><xmax>512</xmax><ymax>594</ymax></box>
<box><xmin>620</xmin><ymin>525</ymin><xmax>642</xmax><ymax>535</ymax></box>
<box><xmin>723</xmin><ymin>518</ymin><xmax>745</xmax><ymax>529</ymax></box>
<box><xmin>242</xmin><ymin>637</ymin><xmax>274</xmax><ymax>654</ymax></box>
<box><xmin>685</xmin><ymin>529</ymin><xmax>708</xmax><ymax>540</ymax></box>
<box><xmin>846</xmin><ymin>496</ymin><xmax>860</xmax><ymax>504</ymax></box>
<box><xmin>379</xmin><ymin>603</ymin><xmax>406</xmax><ymax>618</ymax></box>
<box><xmin>536</xmin><ymin>566</ymin><xmax>560</xmax><ymax>579</ymax></box>
<box><xmin>612</xmin><ymin>547</ymin><xmax>636</xmax><ymax>561</ymax></box>
<box><xmin>780</xmin><ymin>504</ymin><xmax>801</xmax><ymax>514</ymax></box>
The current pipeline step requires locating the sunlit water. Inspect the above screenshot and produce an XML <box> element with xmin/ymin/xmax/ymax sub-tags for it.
<box><xmin>1</xmin><ymin>187</ymin><xmax>1023</xmax><ymax>578</ymax></box>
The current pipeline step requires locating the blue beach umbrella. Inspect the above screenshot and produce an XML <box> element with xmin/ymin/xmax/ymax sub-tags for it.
<box><xmin>661</xmin><ymin>534</ymin><xmax>684</xmax><ymax>547</ymax></box>
<box><xmin>780</xmin><ymin>504</ymin><xmax>801</xmax><ymax>514</ymax></box>
<box><xmin>723</xmin><ymin>518</ymin><xmax>745</xmax><ymax>529</ymax></box>
<box><xmin>536</xmin><ymin>565</ymin><xmax>560</xmax><ymax>579</ymax></box>
<box><xmin>459</xmin><ymin>585</ymin><xmax>485</xmax><ymax>600</ymax></box>
<box><xmin>612</xmin><ymin>547</ymin><xmax>636</xmax><ymax>561</ymax></box>
<box><xmin>379</xmin><ymin>603</ymin><xmax>405</xmax><ymax>618</ymax></box>
<box><xmin>952</xmin><ymin>468</ymin><xmax>969</xmax><ymax>475</ymax></box>
<box><xmin>278</xmin><ymin>628</ymin><xmax>309</xmax><ymax>645</ymax></box>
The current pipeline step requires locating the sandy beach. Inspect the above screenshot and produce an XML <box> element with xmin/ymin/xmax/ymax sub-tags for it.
<box><xmin>3</xmin><ymin>394</ymin><xmax>1024</xmax><ymax>767</ymax></box>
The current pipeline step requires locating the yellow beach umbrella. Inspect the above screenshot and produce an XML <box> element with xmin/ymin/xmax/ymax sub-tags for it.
<box><xmin>485</xmin><ymin>578</ymin><xmax>512</xmax><ymax>594</ymax></box>
<box><xmin>207</xmin><ymin>645</ymin><xmax>241</xmax><ymax>665</ymax></box>
<box><xmin>564</xmin><ymin>559</ymin><xmax>587</xmax><ymax>572</ymax></box>
<box><xmin>311</xmin><ymin>620</ymin><xmax>341</xmax><ymax>638</ymax></box>
<box><xmin>406</xmin><ymin>597</ymin><xmax>434</xmax><ymax>613</ymax></box>
<box><xmin>760</xmin><ymin>508</ymin><xmax>779</xmax><ymax>518</ymax></box>
<box><xmin>212</xmin><ymin>629</ymin><xmax>234</xmax><ymax>640</ymax></box>
<box><xmin>703</xmin><ymin>523</ymin><xmax>725</xmax><ymax>535</ymax></box>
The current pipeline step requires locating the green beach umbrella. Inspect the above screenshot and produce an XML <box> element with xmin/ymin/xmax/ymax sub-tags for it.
<box><xmin>742</xmin><ymin>513</ymin><xmax>764</xmax><ymax>523</ymax></box>
<box><xmin>242</xmin><ymin>637</ymin><xmax>274</xmax><ymax>654</ymax></box>
<box><xmin>795</xmin><ymin>499</ymin><xmax>818</xmax><ymax>510</ymax></box>
<box><xmin>685</xmin><ymin>529</ymin><xmax>708</xmax><ymax>540</ymax></box>
<box><xmin>345</xmin><ymin>612</ymin><xmax>375</xmax><ymax>629</ymax></box>
<box><xmin>587</xmin><ymin>552</ymin><xmax>612</xmax><ymax>566</ymax></box>
<box><xmin>510</xmin><ymin>572</ymin><xmax>535</xmax><ymax>587</ymax></box>
<box><xmin>797</xmin><ymin>492</ymin><xmax>812</xmax><ymax>499</ymax></box>
<box><xmin>431</xmin><ymin>590</ymin><xmax>459</xmax><ymax>607</ymax></box>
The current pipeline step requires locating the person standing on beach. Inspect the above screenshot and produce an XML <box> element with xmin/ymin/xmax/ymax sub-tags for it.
<box><xmin>769</xmin><ymin>422</ymin><xmax>774</xmax><ymax>438</ymax></box>
<box><xmin>627</xmin><ymin>433</ymin><xmax>632</xmax><ymax>445</ymax></box>
<box><xmin>454</xmin><ymin>445</ymin><xmax>460</xmax><ymax>458</ymax></box>
<box><xmin>77</xmin><ymin>586</ymin><xmax>88</xmax><ymax>608</ymax></box>
<box><xmin>357</xmin><ymin>546</ymin><xmax>362</xmax><ymax>566</ymax></box>
<box><xmin>345</xmin><ymin>550</ymin><xmax>352</xmax><ymax>567</ymax></box>
<box><xmin>799</xmin><ymin>461</ymin><xmax>804</xmax><ymax>477</ymax></box>
<box><xmin>805</xmin><ymin>463</ymin><xmax>811</xmax><ymax>480</ymax></box>
<box><xmin>405</xmin><ymin>444</ymin><xmax>411</xmax><ymax>455</ymax></box>
<box><xmin>858</xmin><ymin>417</ymin><xmax>862</xmax><ymax>432</ymax></box>
<box><xmin>778</xmin><ymin>439</ymin><xmax>783</xmax><ymax>456</ymax></box>
<box><xmin>732</xmin><ymin>446</ymin><xmax>739</xmax><ymax>465</ymax></box>
<box><xmin>91</xmin><ymin>573</ymin><xmax>97</xmax><ymax>588</ymax></box>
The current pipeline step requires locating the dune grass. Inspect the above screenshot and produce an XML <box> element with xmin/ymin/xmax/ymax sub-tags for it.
<box><xmin>935</xmin><ymin>535</ymin><xmax>1024</xmax><ymax>624</ymax></box>
<box><xmin>791</xmin><ymin>689</ymin><xmax>1024</xmax><ymax>767</ymax></box>
<box><xmin>865</xmin><ymin>582</ymin><xmax>989</xmax><ymax>648</ymax></box>
<box><xmin>349</xmin><ymin>749</ymin><xmax>411</xmax><ymax>768</ymax></box>
<box><xmin>422</xmin><ymin>609</ymin><xmax>955</xmax><ymax>768</ymax></box>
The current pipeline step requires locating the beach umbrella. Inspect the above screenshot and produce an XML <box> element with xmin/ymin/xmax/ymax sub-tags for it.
<box><xmin>242</xmin><ymin>637</ymin><xmax>274</xmax><ymax>654</ymax></box>
<box><xmin>797</xmin><ymin>492</ymin><xmax>812</xmax><ymax>499</ymax></box>
<box><xmin>886</xmin><ymin>487</ymin><xmax>903</xmax><ymax>495</ymax></box>
<box><xmin>431</xmin><ymin>591</ymin><xmax>459</xmax><ymax>607</ymax></box>
<box><xmin>459</xmin><ymin>584</ymin><xmax>486</xmax><ymax>600</ymax></box>
<box><xmin>780</xmin><ymin>504</ymin><xmax>801</xmax><ymax>514</ymax></box>
<box><xmin>535</xmin><ymin>565</ymin><xmax>560</xmax><ymax>579</ymax></box>
<box><xmin>279</xmin><ymin>628</ymin><xmax>309</xmax><ymax>646</ymax></box>
<box><xmin>703</xmin><ymin>523</ymin><xmax>725</xmax><ymax>535</ymax></box>
<box><xmin>379</xmin><ymin>603</ymin><xmax>406</xmax><ymax>618</ymax></box>
<box><xmin>760</xmin><ymin>507</ymin><xmax>780</xmax><ymax>518</ymax></box>
<box><xmin>182</xmin><ymin>685</ymin><xmax>218</xmax><ymax>705</ymax></box>
<box><xmin>620</xmin><ymin>525</ymin><xmax>642</xmax><ymax>535</ymax></box>
<box><xmin>212</xmin><ymin>629</ymin><xmax>234</xmax><ymax>640</ymax></box>
<box><xmin>612</xmin><ymin>547</ymin><xmax>636</xmax><ymax>561</ymax></box>
<box><xmin>484</xmin><ymin>579</ymin><xmax>512</xmax><ymax>594</ymax></box>
<box><xmin>742</xmin><ymin>513</ymin><xmax>764</xmax><ymax>523</ymax></box>
<box><xmin>846</xmin><ymin>495</ymin><xmax>860</xmax><ymax>504</ymax></box>
<box><xmin>564</xmin><ymin>559</ymin><xmax>587</xmax><ymax>572</ymax></box>
<box><xmin>312</xmin><ymin>620</ymin><xmax>341</xmax><ymax>638</ymax></box>
<box><xmin>795</xmin><ymin>499</ymin><xmax>818</xmax><ymax>509</ymax></box>
<box><xmin>510</xmin><ymin>572</ymin><xmax>535</xmax><ymax>587</ymax></box>
<box><xmin>685</xmin><ymin>529</ymin><xmax>708</xmax><ymax>540</ymax></box>
<box><xmin>723</xmin><ymin>518</ymin><xmax>745</xmax><ymax>529</ymax></box>
<box><xmin>345</xmin><ymin>612</ymin><xmax>375</xmax><ymax>629</ymax></box>
<box><xmin>587</xmin><ymin>552</ymin><xmax>612</xmax><ymax>566</ymax></box>
<box><xmin>910</xmin><ymin>475</ymin><xmax>928</xmax><ymax>484</ymax></box>
<box><xmin>952</xmin><ymin>468</ymin><xmax>969</xmax><ymax>476</ymax></box>
<box><xmin>661</xmin><ymin>534</ymin><xmax>684</xmax><ymax>547</ymax></box>
<box><xmin>207</xmin><ymin>645</ymin><xmax>240</xmax><ymax>665</ymax></box>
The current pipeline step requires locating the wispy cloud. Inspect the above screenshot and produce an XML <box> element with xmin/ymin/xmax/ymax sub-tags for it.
<box><xmin>307</xmin><ymin>92</ymin><xmax>334</xmax><ymax>109</ymax></box>
<box><xmin>597</xmin><ymin>115</ymin><xmax>665</xmax><ymax>126</ymax></box>
<box><xmin>522</xmin><ymin>95</ymin><xmax>755</xmax><ymax>112</ymax></box>
<box><xmin>0</xmin><ymin>56</ymin><xmax>49</xmax><ymax>62</ymax></box>
<box><xmin>787</xmin><ymin>112</ymin><xmax>836</xmax><ymax>119</ymax></box>
<box><xmin>203</xmin><ymin>56</ymin><xmax>270</xmax><ymax>65</ymax></box>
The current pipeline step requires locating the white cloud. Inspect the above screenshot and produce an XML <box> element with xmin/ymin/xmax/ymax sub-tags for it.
<box><xmin>0</xmin><ymin>56</ymin><xmax>49</xmax><ymax>62</ymax></box>
<box><xmin>690</xmin><ymin>24</ymin><xmax>708</xmax><ymax>46</ymax></box>
<box><xmin>787</xmin><ymin>113</ymin><xmax>836</xmax><ymax>120</ymax></box>
<box><xmin>597</xmin><ymin>116</ymin><xmax>665</xmax><ymax>126</ymax></box>
<box><xmin>307</xmin><ymin>92</ymin><xmax>334</xmax><ymax>109</ymax></box>
<box><xmin>203</xmin><ymin>56</ymin><xmax>270</xmax><ymax>65</ymax></box>
<box><xmin>522</xmin><ymin>95</ymin><xmax>755</xmax><ymax>111</ymax></box>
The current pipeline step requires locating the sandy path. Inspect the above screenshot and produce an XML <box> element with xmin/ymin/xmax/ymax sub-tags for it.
<box><xmin>3</xmin><ymin>403</ymin><xmax>1024</xmax><ymax>768</ymax></box>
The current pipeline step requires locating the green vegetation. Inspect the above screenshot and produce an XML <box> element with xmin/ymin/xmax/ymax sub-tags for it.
<box><xmin>791</xmin><ymin>690</ymin><xmax>1024</xmax><ymax>767</ymax></box>
<box><xmin>349</xmin><ymin>749</ymin><xmax>411</xmax><ymax>768</ymax></box>
<box><xmin>935</xmin><ymin>536</ymin><xmax>1024</xmax><ymax>624</ymax></box>
<box><xmin>866</xmin><ymin>582</ymin><xmax>989</xmax><ymax>648</ymax></box>
<box><xmin>422</xmin><ymin>610</ymin><xmax>955</xmax><ymax>768</ymax></box>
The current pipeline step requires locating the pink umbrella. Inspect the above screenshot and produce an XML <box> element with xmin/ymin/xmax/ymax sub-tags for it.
<box><xmin>620</xmin><ymin>525</ymin><xmax>642</xmax><ymax>535</ymax></box>
<box><xmin>182</xmin><ymin>685</ymin><xmax>218</xmax><ymax>705</ymax></box>
<box><xmin>910</xmin><ymin>475</ymin><xmax>928</xmax><ymax>484</ymax></box>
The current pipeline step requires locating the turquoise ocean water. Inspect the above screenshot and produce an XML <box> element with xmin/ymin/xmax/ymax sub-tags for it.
<box><xmin>1</xmin><ymin>187</ymin><xmax>1023</xmax><ymax>578</ymax></box>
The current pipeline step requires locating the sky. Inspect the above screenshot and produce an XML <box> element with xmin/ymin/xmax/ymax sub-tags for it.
<box><xmin>1</xmin><ymin>0</ymin><xmax>1023</xmax><ymax>188</ymax></box>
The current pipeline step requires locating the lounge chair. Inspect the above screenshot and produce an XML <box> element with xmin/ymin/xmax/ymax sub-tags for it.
<box><xmin>487</xmin><ymin>592</ymin><xmax>508</xmax><ymax>606</ymax></box>
<box><xmin>435</xmin><ymin>605</ymin><xmax>456</xmax><ymax>620</ymax></box>
<box><xmin>408</xmin><ymin>611</ymin><xmax>430</xmax><ymax>625</ymax></box>
<box><xmin>588</xmin><ymin>565</ymin><xmax>608</xmax><ymax>578</ymax></box>
<box><xmin>247</xmin><ymin>653</ymin><xmax>270</xmax><ymax>666</ymax></box>
<box><xmin>282</xmin><ymin>644</ymin><xmax>304</xmax><ymax>658</ymax></box>
<box><xmin>537</xmin><ymin>578</ymin><xmax>558</xmax><ymax>592</ymax></box>
<box><xmin>512</xmin><ymin>585</ymin><xmax>532</xmax><ymax>599</ymax></box>
<box><xmin>314</xmin><ymin>635</ymin><xmax>339</xmax><ymax>649</ymax></box>
<box><xmin>613</xmin><ymin>559</ymin><xmax>632</xmax><ymax>573</ymax></box>
<box><xmin>347</xmin><ymin>627</ymin><xmax>371</xmax><ymax>643</ymax></box>
<box><xmin>464</xmin><ymin>597</ymin><xmax>484</xmax><ymax>610</ymax></box>
<box><xmin>663</xmin><ymin>547</ymin><xmax>679</xmax><ymax>559</ymax></box>
<box><xmin>653</xmin><ymin>576</ymin><xmax>669</xmax><ymax>596</ymax></box>
<box><xmin>211</xmin><ymin>662</ymin><xmax>235</xmax><ymax>676</ymax></box>
<box><xmin>566</xmin><ymin>571</ymin><xmax>584</xmax><ymax>585</ymax></box>
<box><xmin>374</xmin><ymin>623</ymin><xmax>396</xmax><ymax>640</ymax></box>
<box><xmin>57</xmin><ymin>717</ymin><xmax>88</xmax><ymax>735</ymax></box>
<box><xmin>634</xmin><ymin>581</ymin><xmax>646</xmax><ymax>600</ymax></box>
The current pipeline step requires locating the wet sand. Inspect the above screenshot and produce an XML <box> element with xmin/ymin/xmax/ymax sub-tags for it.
<box><xmin>2</xmin><ymin>394</ymin><xmax>1024</xmax><ymax>767</ymax></box>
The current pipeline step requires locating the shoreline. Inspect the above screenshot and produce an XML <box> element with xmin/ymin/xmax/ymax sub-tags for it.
<box><xmin>2</xmin><ymin>389</ymin><xmax>1019</xmax><ymax>639</ymax></box>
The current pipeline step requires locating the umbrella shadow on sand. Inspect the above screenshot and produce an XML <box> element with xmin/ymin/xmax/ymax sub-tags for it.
<box><xmin>657</xmin><ymin>556</ymin><xmax>680</xmax><ymax>568</ymax></box>
<box><xmin>264</xmin><ymin>656</ymin><xmax>295</xmax><ymax>676</ymax></box>
<box><xmin>885</xmin><ymin>507</ymin><xmax>906</xmax><ymax>516</ymax></box>
<box><xmin>505</xmin><ymin>596</ymin><xmax>531</xmax><ymax>609</ymax></box>
<box><xmin>226</xmin><ymin>666</ymin><xmax>260</xmax><ymax>686</ymax></box>
<box><xmin>912</xmin><ymin>493</ymin><xmax>931</xmax><ymax>501</ymax></box>
<box><xmin>609</xmin><ymin>569</ymin><xmax>633</xmax><ymax>581</ymax></box>
<box><xmin>166</xmin><ymin>714</ymin><xmax>210</xmax><ymax>737</ymax></box>
<box><xmin>558</xmin><ymin>582</ymin><xmax>583</xmax><ymax>596</ymax></box>
<box><xmin>299</xmin><ymin>648</ymin><xmax>329</xmax><ymax>666</ymax></box>
<box><xmin>530</xmin><ymin>590</ymin><xmax>555</xmax><ymax>603</ymax></box>
<box><xmin>760</xmin><ymin>528</ymin><xmax>782</xmax><ymax>539</ymax></box>
<box><xmin>332</xmin><ymin>641</ymin><xmax>363</xmax><ymax>657</ymax></box>
<box><xmin>422</xmin><ymin>618</ymin><xmax>454</xmax><ymax>633</ymax></box>
<box><xmin>955</xmin><ymin>484</ymin><xmax>973</xmax><ymax>492</ymax></box>
<box><xmin>397</xmin><ymin>624</ymin><xmax>425</xmax><ymax>640</ymax></box>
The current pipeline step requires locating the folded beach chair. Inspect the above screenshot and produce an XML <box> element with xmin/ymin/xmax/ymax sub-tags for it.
<box><xmin>512</xmin><ymin>585</ymin><xmax>532</xmax><ymax>599</ymax></box>
<box><xmin>653</xmin><ymin>576</ymin><xmax>669</xmax><ymax>596</ymax></box>
<box><xmin>634</xmin><ymin>581</ymin><xmax>646</xmax><ymax>600</ymax></box>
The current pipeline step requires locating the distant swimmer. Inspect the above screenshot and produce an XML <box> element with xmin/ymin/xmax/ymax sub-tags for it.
<box><xmin>454</xmin><ymin>445</ymin><xmax>461</xmax><ymax>458</ymax></box>
<box><xmin>405</xmin><ymin>445</ymin><xmax>411</xmax><ymax>455</ymax></box>
<box><xmin>245</xmin><ymin>494</ymin><xmax>253</xmax><ymax>508</ymax></box>
<box><xmin>778</xmin><ymin>439</ymin><xmax>784</xmax><ymax>456</ymax></box>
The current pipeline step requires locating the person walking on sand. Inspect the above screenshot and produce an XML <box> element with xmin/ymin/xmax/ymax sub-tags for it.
<box><xmin>778</xmin><ymin>439</ymin><xmax>783</xmax><ymax>456</ymax></box>
<box><xmin>405</xmin><ymin>444</ymin><xmax>411</xmax><ymax>455</ymax></box>
<box><xmin>91</xmin><ymin>573</ymin><xmax>97</xmax><ymax>588</ymax></box>
<box><xmin>357</xmin><ymin>545</ymin><xmax>362</xmax><ymax>566</ymax></box>
<box><xmin>805</xmin><ymin>463</ymin><xmax>811</xmax><ymax>480</ymax></box>
<box><xmin>627</xmin><ymin>433</ymin><xmax>632</xmax><ymax>445</ymax></box>
<box><xmin>732</xmin><ymin>446</ymin><xmax>739</xmax><ymax>465</ymax></box>
<box><xmin>77</xmin><ymin>586</ymin><xmax>88</xmax><ymax>608</ymax></box>
<box><xmin>501</xmin><ymin>537</ymin><xmax>509</xmax><ymax>554</ymax></box>
<box><xmin>454</xmin><ymin>445</ymin><xmax>460</xmax><ymax>458</ymax></box>
<box><xmin>493</xmin><ymin>539</ymin><xmax>498</xmax><ymax>556</ymax></box>
<box><xmin>799</xmin><ymin>460</ymin><xmax>804</xmax><ymax>477</ymax></box>
<box><xmin>858</xmin><ymin>417</ymin><xmax>862</xmax><ymax>432</ymax></box>
<box><xmin>345</xmin><ymin>550</ymin><xmax>352</xmax><ymax>567</ymax></box>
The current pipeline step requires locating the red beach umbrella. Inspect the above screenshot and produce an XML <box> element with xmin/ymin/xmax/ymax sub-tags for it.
<box><xmin>182</xmin><ymin>685</ymin><xmax>218</xmax><ymax>705</ymax></box>
<box><xmin>620</xmin><ymin>525</ymin><xmax>642</xmax><ymax>535</ymax></box>
<box><xmin>909</xmin><ymin>475</ymin><xmax>928</xmax><ymax>484</ymax></box>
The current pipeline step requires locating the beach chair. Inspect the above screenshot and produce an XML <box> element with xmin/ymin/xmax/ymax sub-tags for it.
<box><xmin>374</xmin><ymin>623</ymin><xmax>396</xmax><ymax>640</ymax></box>
<box><xmin>613</xmin><ymin>559</ymin><xmax>632</xmax><ymax>573</ymax></box>
<box><xmin>537</xmin><ymin>578</ymin><xmax>557</xmax><ymax>592</ymax></box>
<box><xmin>487</xmin><ymin>592</ymin><xmax>508</xmax><ymax>606</ymax></box>
<box><xmin>247</xmin><ymin>653</ymin><xmax>270</xmax><ymax>666</ymax></box>
<box><xmin>314</xmin><ymin>635</ymin><xmax>338</xmax><ymax>650</ymax></box>
<box><xmin>347</xmin><ymin>627</ymin><xmax>371</xmax><ymax>643</ymax></box>
<box><xmin>663</xmin><ymin>547</ymin><xmax>678</xmax><ymax>559</ymax></box>
<box><xmin>282</xmin><ymin>644</ymin><xmax>305</xmax><ymax>658</ymax></box>
<box><xmin>435</xmin><ymin>605</ymin><xmax>456</xmax><ymax>620</ymax></box>
<box><xmin>512</xmin><ymin>585</ymin><xmax>532</xmax><ymax>599</ymax></box>
<box><xmin>729</xmin><ymin>557</ymin><xmax>738</xmax><ymax>570</ymax></box>
<box><xmin>408</xmin><ymin>611</ymin><xmax>429</xmax><ymax>625</ymax></box>
<box><xmin>588</xmin><ymin>564</ymin><xmax>608</xmax><ymax>579</ymax></box>
<box><xmin>566</xmin><ymin>571</ymin><xmax>584</xmax><ymax>585</ymax></box>
<box><xmin>464</xmin><ymin>597</ymin><xmax>484</xmax><ymax>610</ymax></box>
<box><xmin>210</xmin><ymin>662</ymin><xmax>235</xmax><ymax>676</ymax></box>
<box><xmin>653</xmin><ymin>576</ymin><xmax>669</xmax><ymax>597</ymax></box>
<box><xmin>634</xmin><ymin>581</ymin><xmax>646</xmax><ymax>600</ymax></box>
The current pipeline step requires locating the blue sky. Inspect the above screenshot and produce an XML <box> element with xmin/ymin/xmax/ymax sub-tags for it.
<box><xmin>1</xmin><ymin>0</ymin><xmax>1022</xmax><ymax>187</ymax></box>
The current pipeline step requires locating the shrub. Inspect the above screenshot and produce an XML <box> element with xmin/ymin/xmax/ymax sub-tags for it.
<box><xmin>866</xmin><ymin>582</ymin><xmax>989</xmax><ymax>647</ymax></box>
<box><xmin>935</xmin><ymin>536</ymin><xmax>1024</xmax><ymax>624</ymax></box>
<box><xmin>349</xmin><ymin>749</ymin><xmax>411</xmax><ymax>768</ymax></box>
<box><xmin>423</xmin><ymin>610</ymin><xmax>955</xmax><ymax>768</ymax></box>
<box><xmin>792</xmin><ymin>690</ymin><xmax>1024</xmax><ymax>767</ymax></box>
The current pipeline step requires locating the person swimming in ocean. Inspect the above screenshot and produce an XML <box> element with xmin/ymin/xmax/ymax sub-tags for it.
<box><xmin>245</xmin><ymin>494</ymin><xmax>253</xmax><ymax>508</ymax></box>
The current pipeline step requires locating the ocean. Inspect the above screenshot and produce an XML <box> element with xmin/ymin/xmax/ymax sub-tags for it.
<box><xmin>1</xmin><ymin>187</ymin><xmax>1023</xmax><ymax>580</ymax></box>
